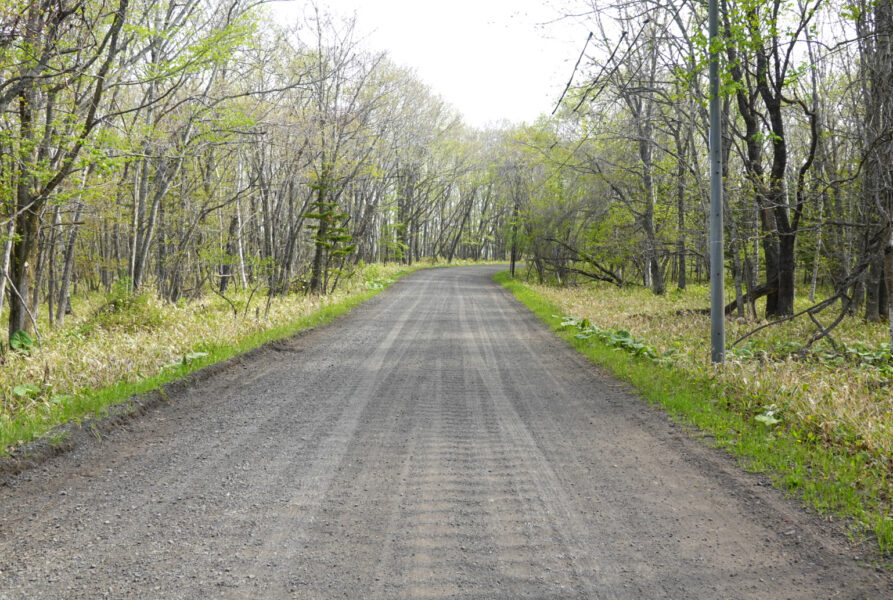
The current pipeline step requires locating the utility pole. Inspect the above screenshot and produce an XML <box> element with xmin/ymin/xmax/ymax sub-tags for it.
<box><xmin>709</xmin><ymin>0</ymin><xmax>725</xmax><ymax>363</ymax></box>
<box><xmin>510</xmin><ymin>195</ymin><xmax>520</xmax><ymax>277</ymax></box>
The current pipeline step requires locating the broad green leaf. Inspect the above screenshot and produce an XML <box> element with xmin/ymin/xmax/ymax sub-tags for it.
<box><xmin>755</xmin><ymin>413</ymin><xmax>781</xmax><ymax>426</ymax></box>
<box><xmin>12</xmin><ymin>384</ymin><xmax>40</xmax><ymax>398</ymax></box>
<box><xmin>10</xmin><ymin>330</ymin><xmax>34</xmax><ymax>352</ymax></box>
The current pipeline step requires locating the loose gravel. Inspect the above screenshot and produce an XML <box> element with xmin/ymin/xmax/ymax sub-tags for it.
<box><xmin>1</xmin><ymin>266</ymin><xmax>890</xmax><ymax>599</ymax></box>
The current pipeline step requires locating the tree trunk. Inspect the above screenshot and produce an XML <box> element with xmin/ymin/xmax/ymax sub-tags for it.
<box><xmin>46</xmin><ymin>206</ymin><xmax>61</xmax><ymax>327</ymax></box>
<box><xmin>55</xmin><ymin>202</ymin><xmax>83</xmax><ymax>325</ymax></box>
<box><xmin>9</xmin><ymin>201</ymin><xmax>40</xmax><ymax>338</ymax></box>
<box><xmin>8</xmin><ymin>42</ymin><xmax>39</xmax><ymax>339</ymax></box>
<box><xmin>776</xmin><ymin>230</ymin><xmax>796</xmax><ymax>316</ymax></box>
<box><xmin>809</xmin><ymin>193</ymin><xmax>824</xmax><ymax>301</ymax></box>
<box><xmin>676</xmin><ymin>159</ymin><xmax>686</xmax><ymax>290</ymax></box>
<box><xmin>0</xmin><ymin>218</ymin><xmax>15</xmax><ymax>313</ymax></box>
<box><xmin>885</xmin><ymin>230</ymin><xmax>893</xmax><ymax>347</ymax></box>
<box><xmin>219</xmin><ymin>215</ymin><xmax>239</xmax><ymax>294</ymax></box>
<box><xmin>864</xmin><ymin>253</ymin><xmax>884</xmax><ymax>321</ymax></box>
<box><xmin>759</xmin><ymin>204</ymin><xmax>781</xmax><ymax>316</ymax></box>
<box><xmin>309</xmin><ymin>184</ymin><xmax>329</xmax><ymax>295</ymax></box>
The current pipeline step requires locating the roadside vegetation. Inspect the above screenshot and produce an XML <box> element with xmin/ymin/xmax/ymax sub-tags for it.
<box><xmin>498</xmin><ymin>271</ymin><xmax>893</xmax><ymax>555</ymax></box>
<box><xmin>0</xmin><ymin>262</ymin><xmax>416</xmax><ymax>454</ymax></box>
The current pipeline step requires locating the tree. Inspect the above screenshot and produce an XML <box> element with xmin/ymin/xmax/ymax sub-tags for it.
<box><xmin>3</xmin><ymin>0</ymin><xmax>129</xmax><ymax>338</ymax></box>
<box><xmin>855</xmin><ymin>0</ymin><xmax>893</xmax><ymax>343</ymax></box>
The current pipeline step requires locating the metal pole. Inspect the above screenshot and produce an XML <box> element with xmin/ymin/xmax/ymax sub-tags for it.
<box><xmin>709</xmin><ymin>0</ymin><xmax>725</xmax><ymax>363</ymax></box>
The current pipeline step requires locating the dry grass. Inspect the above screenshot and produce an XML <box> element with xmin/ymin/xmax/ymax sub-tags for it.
<box><xmin>528</xmin><ymin>279</ymin><xmax>893</xmax><ymax>456</ymax></box>
<box><xmin>0</xmin><ymin>262</ymin><xmax>412</xmax><ymax>447</ymax></box>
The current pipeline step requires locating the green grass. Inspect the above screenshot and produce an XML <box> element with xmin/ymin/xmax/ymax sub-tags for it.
<box><xmin>1</xmin><ymin>268</ymin><xmax>416</xmax><ymax>455</ymax></box>
<box><xmin>495</xmin><ymin>270</ymin><xmax>893</xmax><ymax>558</ymax></box>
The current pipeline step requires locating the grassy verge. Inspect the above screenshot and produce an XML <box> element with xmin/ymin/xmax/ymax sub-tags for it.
<box><xmin>0</xmin><ymin>262</ymin><xmax>423</xmax><ymax>454</ymax></box>
<box><xmin>495</xmin><ymin>271</ymin><xmax>893</xmax><ymax>556</ymax></box>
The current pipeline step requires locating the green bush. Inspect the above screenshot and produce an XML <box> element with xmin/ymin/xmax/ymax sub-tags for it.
<box><xmin>94</xmin><ymin>278</ymin><xmax>166</xmax><ymax>332</ymax></box>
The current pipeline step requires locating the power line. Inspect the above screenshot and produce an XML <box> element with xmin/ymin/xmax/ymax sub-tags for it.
<box><xmin>552</xmin><ymin>32</ymin><xmax>594</xmax><ymax>116</ymax></box>
<box><xmin>570</xmin><ymin>29</ymin><xmax>629</xmax><ymax>113</ymax></box>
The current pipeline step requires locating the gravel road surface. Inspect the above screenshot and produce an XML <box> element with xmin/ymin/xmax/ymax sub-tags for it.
<box><xmin>1</xmin><ymin>266</ymin><xmax>890</xmax><ymax>599</ymax></box>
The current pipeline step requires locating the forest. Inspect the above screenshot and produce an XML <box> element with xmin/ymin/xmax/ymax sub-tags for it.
<box><xmin>536</xmin><ymin>0</ymin><xmax>892</xmax><ymax>346</ymax></box>
<box><xmin>1</xmin><ymin>0</ymin><xmax>891</xmax><ymax>354</ymax></box>
<box><xmin>0</xmin><ymin>0</ymin><xmax>889</xmax><ymax>349</ymax></box>
<box><xmin>0</xmin><ymin>0</ymin><xmax>517</xmax><ymax>344</ymax></box>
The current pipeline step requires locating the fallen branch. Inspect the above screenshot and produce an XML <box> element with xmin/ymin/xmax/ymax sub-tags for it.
<box><xmin>732</xmin><ymin>294</ymin><xmax>839</xmax><ymax>347</ymax></box>
<box><xmin>679</xmin><ymin>279</ymin><xmax>777</xmax><ymax>316</ymax></box>
<box><xmin>722</xmin><ymin>280</ymin><xmax>777</xmax><ymax>316</ymax></box>
<box><xmin>731</xmin><ymin>247</ymin><xmax>874</xmax><ymax>349</ymax></box>
<box><xmin>543</xmin><ymin>238</ymin><xmax>624</xmax><ymax>286</ymax></box>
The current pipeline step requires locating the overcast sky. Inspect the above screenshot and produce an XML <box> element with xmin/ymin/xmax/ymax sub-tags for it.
<box><xmin>269</xmin><ymin>1</ymin><xmax>591</xmax><ymax>128</ymax></box>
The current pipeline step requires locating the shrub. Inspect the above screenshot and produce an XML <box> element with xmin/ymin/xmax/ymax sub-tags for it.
<box><xmin>93</xmin><ymin>278</ymin><xmax>166</xmax><ymax>333</ymax></box>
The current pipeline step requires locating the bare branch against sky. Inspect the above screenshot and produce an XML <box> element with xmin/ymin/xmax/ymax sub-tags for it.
<box><xmin>270</xmin><ymin>0</ymin><xmax>589</xmax><ymax>127</ymax></box>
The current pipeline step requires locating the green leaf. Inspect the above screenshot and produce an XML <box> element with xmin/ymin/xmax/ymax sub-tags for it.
<box><xmin>184</xmin><ymin>351</ymin><xmax>209</xmax><ymax>362</ymax></box>
<box><xmin>755</xmin><ymin>413</ymin><xmax>781</xmax><ymax>426</ymax></box>
<box><xmin>12</xmin><ymin>384</ymin><xmax>40</xmax><ymax>398</ymax></box>
<box><xmin>10</xmin><ymin>330</ymin><xmax>34</xmax><ymax>352</ymax></box>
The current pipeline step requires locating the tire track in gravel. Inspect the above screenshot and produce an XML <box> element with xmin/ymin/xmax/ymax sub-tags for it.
<box><xmin>453</xmin><ymin>275</ymin><xmax>598</xmax><ymax>597</ymax></box>
<box><xmin>234</xmin><ymin>273</ymin><xmax>435</xmax><ymax>586</ymax></box>
<box><xmin>1</xmin><ymin>266</ymin><xmax>891</xmax><ymax>599</ymax></box>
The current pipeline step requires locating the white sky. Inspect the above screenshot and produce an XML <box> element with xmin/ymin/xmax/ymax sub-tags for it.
<box><xmin>269</xmin><ymin>1</ymin><xmax>591</xmax><ymax>128</ymax></box>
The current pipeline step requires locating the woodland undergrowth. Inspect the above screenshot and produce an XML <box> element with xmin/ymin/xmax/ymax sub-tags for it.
<box><xmin>533</xmin><ymin>280</ymin><xmax>892</xmax><ymax>457</ymax></box>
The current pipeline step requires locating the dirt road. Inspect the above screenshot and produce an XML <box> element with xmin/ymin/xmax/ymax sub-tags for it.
<box><xmin>1</xmin><ymin>266</ymin><xmax>889</xmax><ymax>599</ymax></box>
